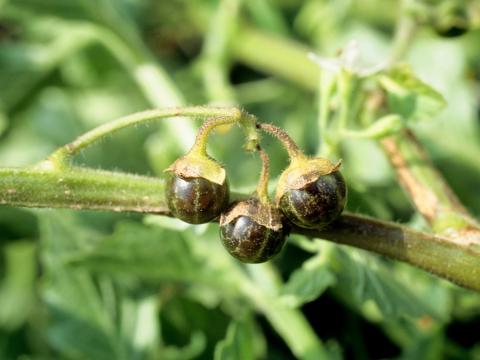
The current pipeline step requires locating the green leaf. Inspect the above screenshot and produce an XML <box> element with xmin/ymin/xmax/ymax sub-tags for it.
<box><xmin>379</xmin><ymin>64</ymin><xmax>446</xmax><ymax>121</ymax></box>
<box><xmin>38</xmin><ymin>211</ymin><xmax>161</xmax><ymax>360</ymax></box>
<box><xmin>68</xmin><ymin>221</ymin><xmax>248</xmax><ymax>305</ymax></box>
<box><xmin>67</xmin><ymin>221</ymin><xmax>207</xmax><ymax>282</ymax></box>
<box><xmin>214</xmin><ymin>317</ymin><xmax>257</xmax><ymax>360</ymax></box>
<box><xmin>328</xmin><ymin>246</ymin><xmax>449</xmax><ymax>322</ymax></box>
<box><xmin>0</xmin><ymin>241</ymin><xmax>37</xmax><ymax>330</ymax></box>
<box><xmin>280</xmin><ymin>253</ymin><xmax>336</xmax><ymax>308</ymax></box>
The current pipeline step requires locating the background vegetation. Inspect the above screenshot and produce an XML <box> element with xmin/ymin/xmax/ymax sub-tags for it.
<box><xmin>1</xmin><ymin>0</ymin><xmax>480</xmax><ymax>359</ymax></box>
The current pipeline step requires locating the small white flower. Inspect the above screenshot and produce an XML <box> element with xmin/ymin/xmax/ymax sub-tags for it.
<box><xmin>309</xmin><ymin>40</ymin><xmax>386</xmax><ymax>77</ymax></box>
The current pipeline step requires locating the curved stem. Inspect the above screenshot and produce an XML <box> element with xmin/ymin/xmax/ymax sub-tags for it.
<box><xmin>255</xmin><ymin>146</ymin><xmax>271</xmax><ymax>205</ymax></box>
<box><xmin>48</xmin><ymin>107</ymin><xmax>246</xmax><ymax>167</ymax></box>
<box><xmin>257</xmin><ymin>123</ymin><xmax>306</xmax><ymax>161</ymax></box>
<box><xmin>189</xmin><ymin>114</ymin><xmax>245</xmax><ymax>155</ymax></box>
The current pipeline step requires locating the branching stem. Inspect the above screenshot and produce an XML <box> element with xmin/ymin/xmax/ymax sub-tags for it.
<box><xmin>257</xmin><ymin>123</ymin><xmax>306</xmax><ymax>161</ymax></box>
<box><xmin>1</xmin><ymin>166</ymin><xmax>477</xmax><ymax>291</ymax></box>
<box><xmin>47</xmin><ymin>107</ymin><xmax>250</xmax><ymax>168</ymax></box>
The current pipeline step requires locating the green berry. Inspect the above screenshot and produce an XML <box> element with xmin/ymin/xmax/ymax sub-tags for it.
<box><xmin>219</xmin><ymin>199</ymin><xmax>286</xmax><ymax>263</ymax></box>
<box><xmin>165</xmin><ymin>173</ymin><xmax>228</xmax><ymax>224</ymax></box>
<box><xmin>279</xmin><ymin>171</ymin><xmax>346</xmax><ymax>229</ymax></box>
<box><xmin>165</xmin><ymin>153</ymin><xmax>229</xmax><ymax>224</ymax></box>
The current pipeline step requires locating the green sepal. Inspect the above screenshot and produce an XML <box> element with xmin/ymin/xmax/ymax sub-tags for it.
<box><xmin>164</xmin><ymin>153</ymin><xmax>226</xmax><ymax>185</ymax></box>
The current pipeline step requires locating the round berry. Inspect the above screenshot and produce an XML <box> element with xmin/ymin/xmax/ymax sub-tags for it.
<box><xmin>219</xmin><ymin>200</ymin><xmax>286</xmax><ymax>263</ymax></box>
<box><xmin>165</xmin><ymin>173</ymin><xmax>228</xmax><ymax>224</ymax></box>
<box><xmin>278</xmin><ymin>171</ymin><xmax>346</xmax><ymax>229</ymax></box>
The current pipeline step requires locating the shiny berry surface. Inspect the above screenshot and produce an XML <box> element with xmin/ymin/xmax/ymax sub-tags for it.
<box><xmin>220</xmin><ymin>215</ymin><xmax>286</xmax><ymax>263</ymax></box>
<box><xmin>279</xmin><ymin>171</ymin><xmax>346</xmax><ymax>229</ymax></box>
<box><xmin>165</xmin><ymin>173</ymin><xmax>228</xmax><ymax>224</ymax></box>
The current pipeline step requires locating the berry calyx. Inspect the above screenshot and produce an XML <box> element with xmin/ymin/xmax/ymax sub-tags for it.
<box><xmin>277</xmin><ymin>157</ymin><xmax>347</xmax><ymax>229</ymax></box>
<box><xmin>258</xmin><ymin>123</ymin><xmax>347</xmax><ymax>229</ymax></box>
<box><xmin>219</xmin><ymin>199</ymin><xmax>286</xmax><ymax>263</ymax></box>
<box><xmin>219</xmin><ymin>146</ymin><xmax>286</xmax><ymax>263</ymax></box>
<box><xmin>165</xmin><ymin>154</ymin><xmax>229</xmax><ymax>224</ymax></box>
<box><xmin>165</xmin><ymin>118</ymin><xmax>233</xmax><ymax>224</ymax></box>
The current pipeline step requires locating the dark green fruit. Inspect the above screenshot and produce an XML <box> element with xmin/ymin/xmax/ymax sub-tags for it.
<box><xmin>434</xmin><ymin>24</ymin><xmax>469</xmax><ymax>38</ymax></box>
<box><xmin>219</xmin><ymin>199</ymin><xmax>286</xmax><ymax>263</ymax></box>
<box><xmin>276</xmin><ymin>157</ymin><xmax>346</xmax><ymax>229</ymax></box>
<box><xmin>165</xmin><ymin>173</ymin><xmax>229</xmax><ymax>224</ymax></box>
<box><xmin>279</xmin><ymin>171</ymin><xmax>346</xmax><ymax>229</ymax></box>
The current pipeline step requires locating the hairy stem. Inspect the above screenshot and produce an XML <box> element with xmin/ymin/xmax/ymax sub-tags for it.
<box><xmin>1</xmin><ymin>166</ymin><xmax>478</xmax><ymax>291</ymax></box>
<box><xmin>257</xmin><ymin>123</ymin><xmax>305</xmax><ymax>160</ymax></box>
<box><xmin>49</xmin><ymin>107</ymin><xmax>246</xmax><ymax>166</ymax></box>
<box><xmin>0</xmin><ymin>167</ymin><xmax>168</xmax><ymax>214</ymax></box>
<box><xmin>189</xmin><ymin>113</ymin><xmax>248</xmax><ymax>155</ymax></box>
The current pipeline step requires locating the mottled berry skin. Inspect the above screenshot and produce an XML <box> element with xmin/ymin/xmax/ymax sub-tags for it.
<box><xmin>165</xmin><ymin>173</ymin><xmax>228</xmax><ymax>224</ymax></box>
<box><xmin>279</xmin><ymin>171</ymin><xmax>347</xmax><ymax>229</ymax></box>
<box><xmin>220</xmin><ymin>216</ymin><xmax>286</xmax><ymax>263</ymax></box>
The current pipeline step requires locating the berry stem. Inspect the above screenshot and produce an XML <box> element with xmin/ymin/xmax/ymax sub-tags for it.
<box><xmin>47</xmin><ymin>106</ymin><xmax>253</xmax><ymax>169</ymax></box>
<box><xmin>257</xmin><ymin>123</ymin><xmax>307</xmax><ymax>162</ymax></box>
<box><xmin>189</xmin><ymin>114</ymin><xmax>244</xmax><ymax>156</ymax></box>
<box><xmin>255</xmin><ymin>145</ymin><xmax>271</xmax><ymax>205</ymax></box>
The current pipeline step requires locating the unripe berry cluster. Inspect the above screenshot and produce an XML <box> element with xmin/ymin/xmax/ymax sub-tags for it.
<box><xmin>165</xmin><ymin>118</ymin><xmax>347</xmax><ymax>263</ymax></box>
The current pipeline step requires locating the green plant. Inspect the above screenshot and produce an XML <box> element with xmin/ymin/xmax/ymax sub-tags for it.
<box><xmin>258</xmin><ymin>123</ymin><xmax>347</xmax><ymax>229</ymax></box>
<box><xmin>1</xmin><ymin>0</ymin><xmax>480</xmax><ymax>359</ymax></box>
<box><xmin>219</xmin><ymin>146</ymin><xmax>286</xmax><ymax>263</ymax></box>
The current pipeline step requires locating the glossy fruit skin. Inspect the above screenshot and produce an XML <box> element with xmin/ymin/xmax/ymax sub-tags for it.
<box><xmin>279</xmin><ymin>171</ymin><xmax>346</xmax><ymax>229</ymax></box>
<box><xmin>220</xmin><ymin>214</ymin><xmax>286</xmax><ymax>263</ymax></box>
<box><xmin>165</xmin><ymin>173</ymin><xmax>229</xmax><ymax>224</ymax></box>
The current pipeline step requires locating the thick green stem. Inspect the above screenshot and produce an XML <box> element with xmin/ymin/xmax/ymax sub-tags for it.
<box><xmin>297</xmin><ymin>213</ymin><xmax>480</xmax><ymax>292</ymax></box>
<box><xmin>233</xmin><ymin>27</ymin><xmax>320</xmax><ymax>90</ymax></box>
<box><xmin>0</xmin><ymin>167</ymin><xmax>168</xmax><ymax>214</ymax></box>
<box><xmin>1</xmin><ymin>166</ymin><xmax>478</xmax><ymax>291</ymax></box>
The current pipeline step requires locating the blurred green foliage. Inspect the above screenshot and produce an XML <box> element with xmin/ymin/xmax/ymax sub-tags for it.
<box><xmin>1</xmin><ymin>0</ymin><xmax>480</xmax><ymax>359</ymax></box>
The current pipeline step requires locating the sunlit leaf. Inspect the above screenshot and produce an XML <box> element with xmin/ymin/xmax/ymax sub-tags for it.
<box><xmin>379</xmin><ymin>64</ymin><xmax>447</xmax><ymax>121</ymax></box>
